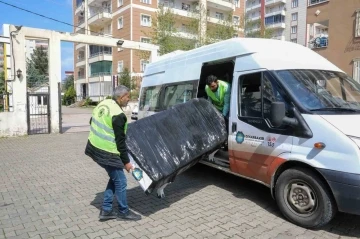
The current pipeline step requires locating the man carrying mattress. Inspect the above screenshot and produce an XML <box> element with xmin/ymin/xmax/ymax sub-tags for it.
<box><xmin>205</xmin><ymin>75</ymin><xmax>231</xmax><ymax>150</ymax></box>
<box><xmin>85</xmin><ymin>85</ymin><xmax>141</xmax><ymax>221</ymax></box>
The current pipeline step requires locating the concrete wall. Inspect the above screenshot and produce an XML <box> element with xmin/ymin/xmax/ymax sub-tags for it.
<box><xmin>307</xmin><ymin>0</ymin><xmax>360</xmax><ymax>77</ymax></box>
<box><xmin>0</xmin><ymin>25</ymin><xmax>28</xmax><ymax>137</ymax></box>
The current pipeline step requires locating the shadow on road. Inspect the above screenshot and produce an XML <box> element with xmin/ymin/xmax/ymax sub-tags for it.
<box><xmin>90</xmin><ymin>163</ymin><xmax>360</xmax><ymax>237</ymax></box>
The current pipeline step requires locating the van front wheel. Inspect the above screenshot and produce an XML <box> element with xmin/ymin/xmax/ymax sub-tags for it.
<box><xmin>275</xmin><ymin>167</ymin><xmax>336</xmax><ymax>229</ymax></box>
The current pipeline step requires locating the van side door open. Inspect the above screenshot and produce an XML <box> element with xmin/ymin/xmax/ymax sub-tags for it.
<box><xmin>229</xmin><ymin>70</ymin><xmax>294</xmax><ymax>185</ymax></box>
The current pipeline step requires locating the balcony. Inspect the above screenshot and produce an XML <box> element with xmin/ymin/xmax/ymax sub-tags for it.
<box><xmin>207</xmin><ymin>0</ymin><xmax>234</xmax><ymax>11</ymax></box>
<box><xmin>266</xmin><ymin>22</ymin><xmax>286</xmax><ymax>29</ymax></box>
<box><xmin>89</xmin><ymin>51</ymin><xmax>112</xmax><ymax>64</ymax></box>
<box><xmin>75</xmin><ymin>1</ymin><xmax>84</xmax><ymax>15</ymax></box>
<box><xmin>246</xmin><ymin>2</ymin><xmax>261</xmax><ymax>12</ymax></box>
<box><xmin>158</xmin><ymin>2</ymin><xmax>192</xmax><ymax>18</ymax></box>
<box><xmin>273</xmin><ymin>35</ymin><xmax>285</xmax><ymax>41</ymax></box>
<box><xmin>76</xmin><ymin>56</ymin><xmax>86</xmax><ymax>67</ymax></box>
<box><xmin>75</xmin><ymin>43</ymin><xmax>86</xmax><ymax>50</ymax></box>
<box><xmin>88</xmin><ymin>0</ymin><xmax>109</xmax><ymax>5</ymax></box>
<box><xmin>307</xmin><ymin>20</ymin><xmax>329</xmax><ymax>49</ymax></box>
<box><xmin>265</xmin><ymin>9</ymin><xmax>286</xmax><ymax>17</ymax></box>
<box><xmin>88</xmin><ymin>9</ymin><xmax>112</xmax><ymax>27</ymax></box>
<box><xmin>89</xmin><ymin>72</ymin><xmax>112</xmax><ymax>83</ymax></box>
<box><xmin>265</xmin><ymin>0</ymin><xmax>286</xmax><ymax>7</ymax></box>
<box><xmin>309</xmin><ymin>35</ymin><xmax>328</xmax><ymax>49</ymax></box>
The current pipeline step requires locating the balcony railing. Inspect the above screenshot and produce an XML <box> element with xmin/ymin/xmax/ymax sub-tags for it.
<box><xmin>90</xmin><ymin>72</ymin><xmax>112</xmax><ymax>77</ymax></box>
<box><xmin>308</xmin><ymin>0</ymin><xmax>328</xmax><ymax>6</ymax></box>
<box><xmin>77</xmin><ymin>56</ymin><xmax>85</xmax><ymax>62</ymax></box>
<box><xmin>78</xmin><ymin>19</ymin><xmax>85</xmax><ymax>25</ymax></box>
<box><xmin>89</xmin><ymin>51</ymin><xmax>112</xmax><ymax>58</ymax></box>
<box><xmin>78</xmin><ymin>75</ymin><xmax>85</xmax><ymax>79</ymax></box>
<box><xmin>309</xmin><ymin>36</ymin><xmax>328</xmax><ymax>49</ymax></box>
<box><xmin>89</xmin><ymin>8</ymin><xmax>111</xmax><ymax>19</ymax></box>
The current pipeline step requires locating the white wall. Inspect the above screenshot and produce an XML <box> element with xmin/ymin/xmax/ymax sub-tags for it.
<box><xmin>285</xmin><ymin>0</ymin><xmax>307</xmax><ymax>46</ymax></box>
<box><xmin>0</xmin><ymin>25</ymin><xmax>28</xmax><ymax>137</ymax></box>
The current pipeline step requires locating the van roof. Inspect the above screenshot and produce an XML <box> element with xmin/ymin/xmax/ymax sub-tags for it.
<box><xmin>145</xmin><ymin>38</ymin><xmax>342</xmax><ymax>77</ymax></box>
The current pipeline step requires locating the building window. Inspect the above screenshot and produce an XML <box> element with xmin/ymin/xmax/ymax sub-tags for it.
<box><xmin>141</xmin><ymin>15</ymin><xmax>151</xmax><ymax>27</ymax></box>
<box><xmin>141</xmin><ymin>37</ymin><xmax>151</xmax><ymax>43</ymax></box>
<box><xmin>354</xmin><ymin>59</ymin><xmax>360</xmax><ymax>83</ymax></box>
<box><xmin>215</xmin><ymin>12</ymin><xmax>224</xmax><ymax>20</ymax></box>
<box><xmin>265</xmin><ymin>14</ymin><xmax>285</xmax><ymax>25</ymax></box>
<box><xmin>118</xmin><ymin>17</ymin><xmax>123</xmax><ymax>29</ymax></box>
<box><xmin>233</xmin><ymin>16</ymin><xmax>240</xmax><ymax>25</ymax></box>
<box><xmin>292</xmin><ymin>12</ymin><xmax>298</xmax><ymax>21</ymax></box>
<box><xmin>291</xmin><ymin>39</ymin><xmax>297</xmax><ymax>43</ymax></box>
<box><xmin>291</xmin><ymin>26</ymin><xmax>297</xmax><ymax>34</ymax></box>
<box><xmin>117</xmin><ymin>61</ymin><xmax>124</xmax><ymax>73</ymax></box>
<box><xmin>118</xmin><ymin>0</ymin><xmax>123</xmax><ymax>7</ymax></box>
<box><xmin>308</xmin><ymin>0</ymin><xmax>328</xmax><ymax>6</ymax></box>
<box><xmin>234</xmin><ymin>0</ymin><xmax>240</xmax><ymax>8</ymax></box>
<box><xmin>356</xmin><ymin>10</ymin><xmax>360</xmax><ymax>38</ymax></box>
<box><xmin>141</xmin><ymin>59</ymin><xmax>149</xmax><ymax>72</ymax></box>
<box><xmin>141</xmin><ymin>0</ymin><xmax>151</xmax><ymax>4</ymax></box>
<box><xmin>291</xmin><ymin>0</ymin><xmax>298</xmax><ymax>8</ymax></box>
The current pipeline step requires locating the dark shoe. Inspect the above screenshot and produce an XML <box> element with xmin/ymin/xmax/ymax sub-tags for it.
<box><xmin>117</xmin><ymin>210</ymin><xmax>141</xmax><ymax>221</ymax></box>
<box><xmin>99</xmin><ymin>209</ymin><xmax>117</xmax><ymax>221</ymax></box>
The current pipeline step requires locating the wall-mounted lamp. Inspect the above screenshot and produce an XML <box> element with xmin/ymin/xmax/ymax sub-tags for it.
<box><xmin>16</xmin><ymin>69</ymin><xmax>22</xmax><ymax>79</ymax></box>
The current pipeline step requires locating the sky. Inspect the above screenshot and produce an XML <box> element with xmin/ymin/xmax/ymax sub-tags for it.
<box><xmin>0</xmin><ymin>0</ymin><xmax>74</xmax><ymax>80</ymax></box>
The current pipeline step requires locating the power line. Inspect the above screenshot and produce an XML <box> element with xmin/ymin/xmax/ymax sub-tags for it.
<box><xmin>0</xmin><ymin>0</ymin><xmax>102</xmax><ymax>36</ymax></box>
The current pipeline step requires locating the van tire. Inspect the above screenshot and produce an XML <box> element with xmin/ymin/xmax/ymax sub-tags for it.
<box><xmin>275</xmin><ymin>167</ymin><xmax>336</xmax><ymax>229</ymax></box>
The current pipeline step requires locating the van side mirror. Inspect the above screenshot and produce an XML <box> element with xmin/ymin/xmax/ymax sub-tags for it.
<box><xmin>270</xmin><ymin>102</ymin><xmax>299</xmax><ymax>127</ymax></box>
<box><xmin>270</xmin><ymin>102</ymin><xmax>286</xmax><ymax>127</ymax></box>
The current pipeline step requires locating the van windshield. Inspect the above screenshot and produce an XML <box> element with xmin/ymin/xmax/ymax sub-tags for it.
<box><xmin>276</xmin><ymin>69</ymin><xmax>360</xmax><ymax>112</ymax></box>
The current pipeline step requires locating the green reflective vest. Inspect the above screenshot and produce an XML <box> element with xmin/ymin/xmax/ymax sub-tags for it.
<box><xmin>205</xmin><ymin>80</ymin><xmax>228</xmax><ymax>111</ymax></box>
<box><xmin>88</xmin><ymin>99</ymin><xmax>128</xmax><ymax>155</ymax></box>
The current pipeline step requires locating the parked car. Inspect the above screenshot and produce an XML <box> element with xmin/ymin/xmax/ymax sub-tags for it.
<box><xmin>131</xmin><ymin>104</ymin><xmax>138</xmax><ymax>120</ymax></box>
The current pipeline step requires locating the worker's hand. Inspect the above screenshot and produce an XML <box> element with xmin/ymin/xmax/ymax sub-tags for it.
<box><xmin>125</xmin><ymin>163</ymin><xmax>134</xmax><ymax>173</ymax></box>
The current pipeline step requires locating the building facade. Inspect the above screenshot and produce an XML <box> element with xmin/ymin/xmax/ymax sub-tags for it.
<box><xmin>245</xmin><ymin>0</ymin><xmax>307</xmax><ymax>45</ymax></box>
<box><xmin>306</xmin><ymin>0</ymin><xmax>360</xmax><ymax>81</ymax></box>
<box><xmin>73</xmin><ymin>0</ymin><xmax>245</xmax><ymax>101</ymax></box>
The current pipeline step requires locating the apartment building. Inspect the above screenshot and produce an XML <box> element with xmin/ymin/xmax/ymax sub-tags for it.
<box><xmin>306</xmin><ymin>0</ymin><xmax>360</xmax><ymax>81</ymax></box>
<box><xmin>25</xmin><ymin>39</ymin><xmax>49</xmax><ymax>60</ymax></box>
<box><xmin>245</xmin><ymin>0</ymin><xmax>307</xmax><ymax>45</ymax></box>
<box><xmin>73</xmin><ymin>0</ymin><xmax>244</xmax><ymax>101</ymax></box>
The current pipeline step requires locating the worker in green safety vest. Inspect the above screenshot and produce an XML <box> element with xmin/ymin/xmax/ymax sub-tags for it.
<box><xmin>85</xmin><ymin>85</ymin><xmax>141</xmax><ymax>222</ymax></box>
<box><xmin>205</xmin><ymin>75</ymin><xmax>231</xmax><ymax>150</ymax></box>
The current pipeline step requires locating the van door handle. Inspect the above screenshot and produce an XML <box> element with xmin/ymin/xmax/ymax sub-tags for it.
<box><xmin>232</xmin><ymin>122</ymin><xmax>237</xmax><ymax>133</ymax></box>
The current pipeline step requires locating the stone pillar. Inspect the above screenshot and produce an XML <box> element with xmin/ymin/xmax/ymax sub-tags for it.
<box><xmin>199</xmin><ymin>0</ymin><xmax>207</xmax><ymax>45</ymax></box>
<box><xmin>48</xmin><ymin>32</ymin><xmax>61</xmax><ymax>133</ymax></box>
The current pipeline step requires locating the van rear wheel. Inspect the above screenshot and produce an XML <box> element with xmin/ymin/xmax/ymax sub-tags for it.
<box><xmin>275</xmin><ymin>167</ymin><xmax>337</xmax><ymax>229</ymax></box>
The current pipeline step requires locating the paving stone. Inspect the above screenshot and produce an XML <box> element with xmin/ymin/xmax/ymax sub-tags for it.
<box><xmin>1</xmin><ymin>132</ymin><xmax>360</xmax><ymax>239</ymax></box>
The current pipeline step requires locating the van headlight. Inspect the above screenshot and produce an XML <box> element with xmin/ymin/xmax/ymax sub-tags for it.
<box><xmin>349</xmin><ymin>136</ymin><xmax>360</xmax><ymax>148</ymax></box>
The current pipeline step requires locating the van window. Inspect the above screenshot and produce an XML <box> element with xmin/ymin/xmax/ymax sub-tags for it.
<box><xmin>163</xmin><ymin>83</ymin><xmax>195</xmax><ymax>109</ymax></box>
<box><xmin>239</xmin><ymin>71</ymin><xmax>289</xmax><ymax>123</ymax></box>
<box><xmin>139</xmin><ymin>85</ymin><xmax>161</xmax><ymax>111</ymax></box>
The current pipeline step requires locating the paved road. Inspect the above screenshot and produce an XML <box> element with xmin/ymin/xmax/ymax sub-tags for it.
<box><xmin>1</xmin><ymin>133</ymin><xmax>360</xmax><ymax>239</ymax></box>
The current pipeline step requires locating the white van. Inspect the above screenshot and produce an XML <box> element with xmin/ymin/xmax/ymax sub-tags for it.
<box><xmin>136</xmin><ymin>38</ymin><xmax>360</xmax><ymax>229</ymax></box>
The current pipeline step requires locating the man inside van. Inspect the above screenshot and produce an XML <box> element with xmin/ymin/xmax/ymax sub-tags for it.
<box><xmin>205</xmin><ymin>75</ymin><xmax>231</xmax><ymax>150</ymax></box>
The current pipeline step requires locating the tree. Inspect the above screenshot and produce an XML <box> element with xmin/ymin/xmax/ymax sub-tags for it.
<box><xmin>143</xmin><ymin>5</ymin><xmax>196</xmax><ymax>56</ymax></box>
<box><xmin>0</xmin><ymin>71</ymin><xmax>4</xmax><ymax>111</ymax></box>
<box><xmin>62</xmin><ymin>85</ymin><xmax>76</xmax><ymax>106</ymax></box>
<box><xmin>0</xmin><ymin>71</ymin><xmax>5</xmax><ymax>94</ymax></box>
<box><xmin>62</xmin><ymin>75</ymin><xmax>74</xmax><ymax>92</ymax></box>
<box><xmin>241</xmin><ymin>12</ymin><xmax>274</xmax><ymax>38</ymax></box>
<box><xmin>118</xmin><ymin>67</ymin><xmax>134</xmax><ymax>90</ymax></box>
<box><xmin>26</xmin><ymin>46</ymin><xmax>48</xmax><ymax>88</ymax></box>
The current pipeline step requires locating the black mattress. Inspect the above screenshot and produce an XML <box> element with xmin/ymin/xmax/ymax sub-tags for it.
<box><xmin>126</xmin><ymin>98</ymin><xmax>227</xmax><ymax>194</ymax></box>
